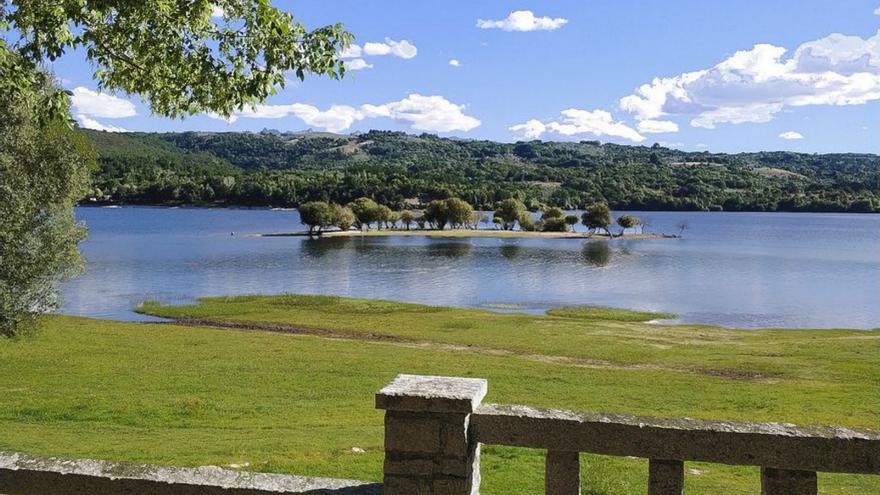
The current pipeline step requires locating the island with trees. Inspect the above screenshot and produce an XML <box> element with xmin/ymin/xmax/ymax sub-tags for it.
<box><xmin>288</xmin><ymin>197</ymin><xmax>675</xmax><ymax>240</ymax></box>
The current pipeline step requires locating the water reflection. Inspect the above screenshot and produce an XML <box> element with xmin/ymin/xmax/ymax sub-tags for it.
<box><xmin>61</xmin><ymin>207</ymin><xmax>880</xmax><ymax>329</ymax></box>
<box><xmin>582</xmin><ymin>241</ymin><xmax>612</xmax><ymax>267</ymax></box>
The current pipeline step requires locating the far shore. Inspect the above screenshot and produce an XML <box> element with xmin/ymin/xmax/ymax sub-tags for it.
<box><xmin>249</xmin><ymin>229</ymin><xmax>679</xmax><ymax>240</ymax></box>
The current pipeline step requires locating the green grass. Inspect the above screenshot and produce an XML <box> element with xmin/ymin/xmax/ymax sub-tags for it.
<box><xmin>1</xmin><ymin>296</ymin><xmax>878</xmax><ymax>494</ymax></box>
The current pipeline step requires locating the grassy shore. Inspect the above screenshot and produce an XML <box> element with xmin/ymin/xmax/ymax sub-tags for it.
<box><xmin>1</xmin><ymin>296</ymin><xmax>877</xmax><ymax>494</ymax></box>
<box><xmin>256</xmin><ymin>229</ymin><xmax>676</xmax><ymax>240</ymax></box>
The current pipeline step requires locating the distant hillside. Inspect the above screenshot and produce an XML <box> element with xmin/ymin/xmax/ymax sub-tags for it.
<box><xmin>83</xmin><ymin>129</ymin><xmax>880</xmax><ymax>212</ymax></box>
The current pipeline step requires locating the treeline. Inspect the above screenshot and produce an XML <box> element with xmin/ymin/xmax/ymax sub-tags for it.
<box><xmin>299</xmin><ymin>196</ymin><xmax>645</xmax><ymax>236</ymax></box>
<box><xmin>83</xmin><ymin>129</ymin><xmax>880</xmax><ymax>213</ymax></box>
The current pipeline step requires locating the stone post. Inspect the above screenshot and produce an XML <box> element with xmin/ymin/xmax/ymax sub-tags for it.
<box><xmin>376</xmin><ymin>374</ymin><xmax>487</xmax><ymax>495</ymax></box>
<box><xmin>760</xmin><ymin>467</ymin><xmax>817</xmax><ymax>495</ymax></box>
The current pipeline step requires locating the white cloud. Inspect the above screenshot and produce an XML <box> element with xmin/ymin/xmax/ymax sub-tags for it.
<box><xmin>449</xmin><ymin>59</ymin><xmax>461</xmax><ymax>67</ymax></box>
<box><xmin>345</xmin><ymin>58</ymin><xmax>373</xmax><ymax>71</ymax></box>
<box><xmin>70</xmin><ymin>87</ymin><xmax>137</xmax><ymax>118</ymax></box>
<box><xmin>510</xmin><ymin>109</ymin><xmax>645</xmax><ymax>142</ymax></box>
<box><xmin>875</xmin><ymin>6</ymin><xmax>880</xmax><ymax>15</ymax></box>
<box><xmin>477</xmin><ymin>10</ymin><xmax>568</xmax><ymax>32</ymax></box>
<box><xmin>778</xmin><ymin>131</ymin><xmax>804</xmax><ymax>140</ymax></box>
<box><xmin>637</xmin><ymin>119</ymin><xmax>679</xmax><ymax>133</ymax></box>
<box><xmin>211</xmin><ymin>5</ymin><xmax>225</xmax><ymax>18</ymax></box>
<box><xmin>208</xmin><ymin>94</ymin><xmax>480</xmax><ymax>133</ymax></box>
<box><xmin>695</xmin><ymin>143</ymin><xmax>709</xmax><ymax>149</ymax></box>
<box><xmin>362</xmin><ymin>94</ymin><xmax>480</xmax><ymax>132</ymax></box>
<box><xmin>363</xmin><ymin>38</ymin><xmax>417</xmax><ymax>59</ymax></box>
<box><xmin>619</xmin><ymin>30</ymin><xmax>880</xmax><ymax>129</ymax></box>
<box><xmin>76</xmin><ymin>114</ymin><xmax>128</xmax><ymax>132</ymax></box>
<box><xmin>338</xmin><ymin>44</ymin><xmax>362</xmax><ymax>58</ymax></box>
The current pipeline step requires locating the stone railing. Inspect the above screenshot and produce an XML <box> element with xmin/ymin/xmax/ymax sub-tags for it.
<box><xmin>376</xmin><ymin>374</ymin><xmax>880</xmax><ymax>495</ymax></box>
<box><xmin>0</xmin><ymin>451</ymin><xmax>381</xmax><ymax>495</ymax></box>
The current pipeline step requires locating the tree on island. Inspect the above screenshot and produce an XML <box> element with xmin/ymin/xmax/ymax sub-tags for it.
<box><xmin>446</xmin><ymin>198</ymin><xmax>474</xmax><ymax>229</ymax></box>
<box><xmin>565</xmin><ymin>215</ymin><xmax>580</xmax><ymax>233</ymax></box>
<box><xmin>375</xmin><ymin>205</ymin><xmax>393</xmax><ymax>230</ymax></box>
<box><xmin>582</xmin><ymin>203</ymin><xmax>613</xmax><ymax>236</ymax></box>
<box><xmin>1</xmin><ymin>1</ymin><xmax>352</xmax><ymax>337</ymax></box>
<box><xmin>494</xmin><ymin>199</ymin><xmax>527</xmax><ymax>230</ymax></box>
<box><xmin>330</xmin><ymin>204</ymin><xmax>355</xmax><ymax>231</ymax></box>
<box><xmin>400</xmin><ymin>211</ymin><xmax>415</xmax><ymax>230</ymax></box>
<box><xmin>348</xmin><ymin>197</ymin><xmax>381</xmax><ymax>230</ymax></box>
<box><xmin>540</xmin><ymin>207</ymin><xmax>567</xmax><ymax>232</ymax></box>
<box><xmin>299</xmin><ymin>201</ymin><xmax>334</xmax><ymax>235</ymax></box>
<box><xmin>424</xmin><ymin>200</ymin><xmax>450</xmax><ymax>230</ymax></box>
<box><xmin>616</xmin><ymin>215</ymin><xmax>641</xmax><ymax>237</ymax></box>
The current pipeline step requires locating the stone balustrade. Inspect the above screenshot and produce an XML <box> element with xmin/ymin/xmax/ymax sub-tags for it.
<box><xmin>3</xmin><ymin>374</ymin><xmax>878</xmax><ymax>495</ymax></box>
<box><xmin>376</xmin><ymin>374</ymin><xmax>880</xmax><ymax>495</ymax></box>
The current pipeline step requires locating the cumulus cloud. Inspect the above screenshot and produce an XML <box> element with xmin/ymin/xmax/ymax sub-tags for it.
<box><xmin>510</xmin><ymin>109</ymin><xmax>645</xmax><ymax>142</ymax></box>
<box><xmin>619</xmin><ymin>30</ymin><xmax>880</xmax><ymax>129</ymax></box>
<box><xmin>778</xmin><ymin>131</ymin><xmax>804</xmax><ymax>140</ymax></box>
<box><xmin>209</xmin><ymin>94</ymin><xmax>480</xmax><ymax>133</ymax></box>
<box><xmin>875</xmin><ymin>6</ymin><xmax>880</xmax><ymax>15</ymax></box>
<box><xmin>636</xmin><ymin>119</ymin><xmax>679</xmax><ymax>133</ymax></box>
<box><xmin>449</xmin><ymin>59</ymin><xmax>461</xmax><ymax>67</ymax></box>
<box><xmin>345</xmin><ymin>58</ymin><xmax>373</xmax><ymax>71</ymax></box>
<box><xmin>477</xmin><ymin>10</ymin><xmax>568</xmax><ymax>32</ymax></box>
<box><xmin>70</xmin><ymin>87</ymin><xmax>137</xmax><ymax>118</ymax></box>
<box><xmin>211</xmin><ymin>5</ymin><xmax>225</xmax><ymax>18</ymax></box>
<box><xmin>338</xmin><ymin>44</ymin><xmax>362</xmax><ymax>58</ymax></box>
<box><xmin>76</xmin><ymin>115</ymin><xmax>129</xmax><ymax>132</ymax></box>
<box><xmin>363</xmin><ymin>38</ymin><xmax>417</xmax><ymax>59</ymax></box>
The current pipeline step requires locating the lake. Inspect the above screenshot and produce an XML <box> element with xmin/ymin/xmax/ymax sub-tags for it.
<box><xmin>61</xmin><ymin>207</ymin><xmax>880</xmax><ymax>329</ymax></box>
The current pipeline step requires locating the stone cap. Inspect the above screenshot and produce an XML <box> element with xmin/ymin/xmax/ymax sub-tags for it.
<box><xmin>0</xmin><ymin>451</ymin><xmax>381</xmax><ymax>494</ymax></box>
<box><xmin>376</xmin><ymin>374</ymin><xmax>488</xmax><ymax>413</ymax></box>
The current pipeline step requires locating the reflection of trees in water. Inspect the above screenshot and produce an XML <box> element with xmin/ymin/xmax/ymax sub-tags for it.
<box><xmin>301</xmin><ymin>237</ymin><xmax>354</xmax><ymax>258</ymax></box>
<box><xmin>426</xmin><ymin>241</ymin><xmax>473</xmax><ymax>259</ymax></box>
<box><xmin>499</xmin><ymin>243</ymin><xmax>522</xmax><ymax>259</ymax></box>
<box><xmin>582</xmin><ymin>241</ymin><xmax>612</xmax><ymax>266</ymax></box>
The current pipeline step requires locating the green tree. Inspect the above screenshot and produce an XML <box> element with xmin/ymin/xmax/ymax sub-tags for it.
<box><xmin>541</xmin><ymin>207</ymin><xmax>565</xmax><ymax>221</ymax></box>
<box><xmin>299</xmin><ymin>201</ymin><xmax>333</xmax><ymax>235</ymax></box>
<box><xmin>616</xmin><ymin>215</ymin><xmax>641</xmax><ymax>236</ymax></box>
<box><xmin>0</xmin><ymin>73</ymin><xmax>93</xmax><ymax>337</ymax></box>
<box><xmin>424</xmin><ymin>200</ymin><xmax>449</xmax><ymax>230</ymax></box>
<box><xmin>445</xmin><ymin>198</ymin><xmax>474</xmax><ymax>229</ymax></box>
<box><xmin>329</xmin><ymin>203</ymin><xmax>354</xmax><ymax>231</ymax></box>
<box><xmin>387</xmin><ymin>211</ymin><xmax>401</xmax><ymax>229</ymax></box>
<box><xmin>564</xmin><ymin>215</ymin><xmax>579</xmax><ymax>233</ymax></box>
<box><xmin>1</xmin><ymin>1</ymin><xmax>351</xmax><ymax>336</ymax></box>
<box><xmin>375</xmin><ymin>205</ymin><xmax>392</xmax><ymax>230</ymax></box>
<box><xmin>494</xmin><ymin>198</ymin><xmax>526</xmax><ymax>230</ymax></box>
<box><xmin>400</xmin><ymin>210</ymin><xmax>415</xmax><ymax>230</ymax></box>
<box><xmin>348</xmin><ymin>197</ymin><xmax>381</xmax><ymax>230</ymax></box>
<box><xmin>582</xmin><ymin>203</ymin><xmax>612</xmax><ymax>236</ymax></box>
<box><xmin>542</xmin><ymin>216</ymin><xmax>568</xmax><ymax>232</ymax></box>
<box><xmin>518</xmin><ymin>211</ymin><xmax>537</xmax><ymax>231</ymax></box>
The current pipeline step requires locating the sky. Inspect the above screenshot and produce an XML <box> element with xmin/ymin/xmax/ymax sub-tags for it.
<box><xmin>48</xmin><ymin>0</ymin><xmax>880</xmax><ymax>153</ymax></box>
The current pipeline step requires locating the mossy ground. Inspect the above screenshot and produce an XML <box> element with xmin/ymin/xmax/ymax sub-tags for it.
<box><xmin>1</xmin><ymin>295</ymin><xmax>877</xmax><ymax>494</ymax></box>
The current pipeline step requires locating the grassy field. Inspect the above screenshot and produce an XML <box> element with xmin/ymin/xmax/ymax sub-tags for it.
<box><xmin>1</xmin><ymin>296</ymin><xmax>877</xmax><ymax>494</ymax></box>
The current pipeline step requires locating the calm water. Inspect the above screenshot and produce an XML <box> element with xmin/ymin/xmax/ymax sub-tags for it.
<box><xmin>61</xmin><ymin>207</ymin><xmax>880</xmax><ymax>329</ymax></box>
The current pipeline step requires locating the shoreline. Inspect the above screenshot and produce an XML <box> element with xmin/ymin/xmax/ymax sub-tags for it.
<box><xmin>249</xmin><ymin>229</ymin><xmax>679</xmax><ymax>240</ymax></box>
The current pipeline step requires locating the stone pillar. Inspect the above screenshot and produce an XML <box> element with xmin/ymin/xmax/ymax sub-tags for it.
<box><xmin>377</xmin><ymin>374</ymin><xmax>487</xmax><ymax>495</ymax></box>
<box><xmin>760</xmin><ymin>467</ymin><xmax>817</xmax><ymax>495</ymax></box>
<box><xmin>545</xmin><ymin>450</ymin><xmax>580</xmax><ymax>495</ymax></box>
<box><xmin>648</xmin><ymin>459</ymin><xmax>684</xmax><ymax>495</ymax></box>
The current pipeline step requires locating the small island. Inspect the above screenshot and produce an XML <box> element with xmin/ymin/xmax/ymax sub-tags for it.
<box><xmin>257</xmin><ymin>197</ymin><xmax>683</xmax><ymax>240</ymax></box>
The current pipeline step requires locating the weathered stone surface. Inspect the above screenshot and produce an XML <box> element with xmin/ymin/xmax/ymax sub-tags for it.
<box><xmin>384</xmin><ymin>413</ymin><xmax>441</xmax><ymax>453</ymax></box>
<box><xmin>383</xmin><ymin>457</ymin><xmax>434</xmax><ymax>477</ymax></box>
<box><xmin>760</xmin><ymin>467</ymin><xmax>817</xmax><ymax>495</ymax></box>
<box><xmin>544</xmin><ymin>450</ymin><xmax>580</xmax><ymax>495</ymax></box>
<box><xmin>471</xmin><ymin>403</ymin><xmax>880</xmax><ymax>474</ymax></box>
<box><xmin>648</xmin><ymin>459</ymin><xmax>683</xmax><ymax>495</ymax></box>
<box><xmin>0</xmin><ymin>451</ymin><xmax>381</xmax><ymax>494</ymax></box>
<box><xmin>383</xmin><ymin>475</ymin><xmax>429</xmax><ymax>494</ymax></box>
<box><xmin>376</xmin><ymin>375</ymin><xmax>487</xmax><ymax>414</ymax></box>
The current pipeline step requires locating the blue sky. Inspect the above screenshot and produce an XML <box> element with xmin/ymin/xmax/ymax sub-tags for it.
<box><xmin>49</xmin><ymin>0</ymin><xmax>880</xmax><ymax>153</ymax></box>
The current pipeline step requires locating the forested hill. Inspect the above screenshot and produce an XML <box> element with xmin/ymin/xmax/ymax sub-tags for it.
<box><xmin>84</xmin><ymin>129</ymin><xmax>880</xmax><ymax>213</ymax></box>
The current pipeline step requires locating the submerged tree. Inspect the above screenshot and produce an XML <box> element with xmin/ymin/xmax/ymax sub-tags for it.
<box><xmin>400</xmin><ymin>210</ymin><xmax>415</xmax><ymax>230</ymax></box>
<box><xmin>445</xmin><ymin>198</ymin><xmax>474</xmax><ymax>229</ymax></box>
<box><xmin>564</xmin><ymin>215</ymin><xmax>580</xmax><ymax>233</ymax></box>
<box><xmin>348</xmin><ymin>197</ymin><xmax>381</xmax><ymax>230</ymax></box>
<box><xmin>299</xmin><ymin>201</ymin><xmax>334</xmax><ymax>235</ymax></box>
<box><xmin>0</xmin><ymin>1</ymin><xmax>352</xmax><ymax>337</ymax></box>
